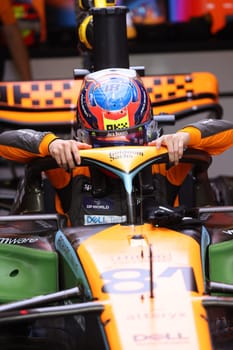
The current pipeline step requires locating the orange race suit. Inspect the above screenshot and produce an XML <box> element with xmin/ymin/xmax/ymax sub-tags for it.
<box><xmin>0</xmin><ymin>119</ymin><xmax>232</xmax><ymax>226</ymax></box>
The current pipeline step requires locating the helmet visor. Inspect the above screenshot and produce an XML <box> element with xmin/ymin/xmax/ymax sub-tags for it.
<box><xmin>76</xmin><ymin>119</ymin><xmax>159</xmax><ymax>148</ymax></box>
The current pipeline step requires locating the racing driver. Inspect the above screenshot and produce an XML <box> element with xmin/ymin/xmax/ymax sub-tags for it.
<box><xmin>0</xmin><ymin>68</ymin><xmax>232</xmax><ymax>226</ymax></box>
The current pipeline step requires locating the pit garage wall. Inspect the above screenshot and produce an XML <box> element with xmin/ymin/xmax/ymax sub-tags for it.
<box><xmin>3</xmin><ymin>50</ymin><xmax>233</xmax><ymax>177</ymax></box>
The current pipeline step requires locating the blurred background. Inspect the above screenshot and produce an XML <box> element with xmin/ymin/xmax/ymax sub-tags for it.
<box><xmin>2</xmin><ymin>0</ymin><xmax>233</xmax><ymax>177</ymax></box>
<box><xmin>3</xmin><ymin>0</ymin><xmax>233</xmax><ymax>55</ymax></box>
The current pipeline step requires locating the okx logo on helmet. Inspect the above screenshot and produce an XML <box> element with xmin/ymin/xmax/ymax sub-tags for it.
<box><xmin>76</xmin><ymin>68</ymin><xmax>159</xmax><ymax>147</ymax></box>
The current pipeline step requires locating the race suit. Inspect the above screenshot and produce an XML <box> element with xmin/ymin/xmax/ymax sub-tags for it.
<box><xmin>0</xmin><ymin>119</ymin><xmax>232</xmax><ymax>226</ymax></box>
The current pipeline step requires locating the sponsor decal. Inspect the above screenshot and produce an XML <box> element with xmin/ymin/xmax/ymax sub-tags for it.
<box><xmin>83</xmin><ymin>198</ymin><xmax>111</xmax><ymax>210</ymax></box>
<box><xmin>84</xmin><ymin>215</ymin><xmax>126</xmax><ymax>225</ymax></box>
<box><xmin>106</xmin><ymin>130</ymin><xmax>129</xmax><ymax>137</ymax></box>
<box><xmin>111</xmin><ymin>252</ymin><xmax>172</xmax><ymax>265</ymax></box>
<box><xmin>109</xmin><ymin>149</ymin><xmax>143</xmax><ymax>161</ymax></box>
<box><xmin>103</xmin><ymin>114</ymin><xmax>129</xmax><ymax>130</ymax></box>
<box><xmin>133</xmin><ymin>331</ymin><xmax>189</xmax><ymax>344</ymax></box>
<box><xmin>82</xmin><ymin>183</ymin><xmax>92</xmax><ymax>192</ymax></box>
<box><xmin>127</xmin><ymin>310</ymin><xmax>186</xmax><ymax>321</ymax></box>
<box><xmin>0</xmin><ymin>237</ymin><xmax>38</xmax><ymax>244</ymax></box>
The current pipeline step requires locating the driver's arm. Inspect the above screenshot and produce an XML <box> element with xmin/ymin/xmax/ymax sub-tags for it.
<box><xmin>0</xmin><ymin>129</ymin><xmax>91</xmax><ymax>169</ymax></box>
<box><xmin>149</xmin><ymin>119</ymin><xmax>233</xmax><ymax>165</ymax></box>
<box><xmin>0</xmin><ymin>129</ymin><xmax>58</xmax><ymax>162</ymax></box>
<box><xmin>178</xmin><ymin>119</ymin><xmax>233</xmax><ymax>155</ymax></box>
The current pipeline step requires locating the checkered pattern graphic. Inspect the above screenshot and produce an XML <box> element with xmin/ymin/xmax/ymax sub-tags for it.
<box><xmin>142</xmin><ymin>73</ymin><xmax>218</xmax><ymax>104</ymax></box>
<box><xmin>13</xmin><ymin>81</ymin><xmax>78</xmax><ymax>108</ymax></box>
<box><xmin>0</xmin><ymin>73</ymin><xmax>219</xmax><ymax>127</ymax></box>
<box><xmin>106</xmin><ymin>122</ymin><xmax>129</xmax><ymax>130</ymax></box>
<box><xmin>0</xmin><ymin>80</ymin><xmax>82</xmax><ymax>109</ymax></box>
<box><xmin>0</xmin><ymin>73</ymin><xmax>218</xmax><ymax>110</ymax></box>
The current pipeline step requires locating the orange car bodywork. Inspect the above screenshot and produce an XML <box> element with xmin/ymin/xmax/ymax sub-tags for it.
<box><xmin>57</xmin><ymin>146</ymin><xmax>214</xmax><ymax>349</ymax></box>
<box><xmin>77</xmin><ymin>224</ymin><xmax>212</xmax><ymax>349</ymax></box>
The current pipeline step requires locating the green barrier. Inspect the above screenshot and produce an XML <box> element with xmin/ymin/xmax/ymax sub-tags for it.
<box><xmin>0</xmin><ymin>244</ymin><xmax>58</xmax><ymax>303</ymax></box>
<box><xmin>209</xmin><ymin>239</ymin><xmax>233</xmax><ymax>287</ymax></box>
